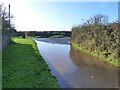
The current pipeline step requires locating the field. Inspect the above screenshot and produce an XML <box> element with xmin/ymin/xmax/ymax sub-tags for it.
<box><xmin>2</xmin><ymin>37</ymin><xmax>59</xmax><ymax>88</ymax></box>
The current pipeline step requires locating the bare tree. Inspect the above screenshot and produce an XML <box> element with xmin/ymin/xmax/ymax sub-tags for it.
<box><xmin>87</xmin><ymin>14</ymin><xmax>109</xmax><ymax>25</ymax></box>
<box><xmin>1</xmin><ymin>3</ymin><xmax>14</xmax><ymax>29</ymax></box>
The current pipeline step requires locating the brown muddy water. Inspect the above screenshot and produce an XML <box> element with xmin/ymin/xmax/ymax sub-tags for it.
<box><xmin>34</xmin><ymin>38</ymin><xmax>118</xmax><ymax>88</ymax></box>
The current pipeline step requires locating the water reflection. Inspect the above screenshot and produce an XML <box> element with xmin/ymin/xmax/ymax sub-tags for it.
<box><xmin>35</xmin><ymin>38</ymin><xmax>118</xmax><ymax>88</ymax></box>
<box><xmin>70</xmin><ymin>45</ymin><xmax>118</xmax><ymax>88</ymax></box>
<box><xmin>70</xmin><ymin>45</ymin><xmax>118</xmax><ymax>71</ymax></box>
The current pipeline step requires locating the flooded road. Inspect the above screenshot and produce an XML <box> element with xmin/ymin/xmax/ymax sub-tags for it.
<box><xmin>35</xmin><ymin>38</ymin><xmax>118</xmax><ymax>88</ymax></box>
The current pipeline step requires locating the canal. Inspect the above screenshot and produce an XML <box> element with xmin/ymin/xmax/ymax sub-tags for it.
<box><xmin>35</xmin><ymin>38</ymin><xmax>118</xmax><ymax>88</ymax></box>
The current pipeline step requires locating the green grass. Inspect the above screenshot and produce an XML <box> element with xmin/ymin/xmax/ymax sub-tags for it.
<box><xmin>49</xmin><ymin>35</ymin><xmax>66</xmax><ymax>38</ymax></box>
<box><xmin>71</xmin><ymin>42</ymin><xmax>120</xmax><ymax>67</ymax></box>
<box><xmin>2</xmin><ymin>37</ymin><xmax>59</xmax><ymax>88</ymax></box>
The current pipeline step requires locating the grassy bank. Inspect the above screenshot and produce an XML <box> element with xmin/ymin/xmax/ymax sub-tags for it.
<box><xmin>71</xmin><ymin>42</ymin><xmax>120</xmax><ymax>67</ymax></box>
<box><xmin>49</xmin><ymin>35</ymin><xmax>66</xmax><ymax>38</ymax></box>
<box><xmin>2</xmin><ymin>37</ymin><xmax>59</xmax><ymax>88</ymax></box>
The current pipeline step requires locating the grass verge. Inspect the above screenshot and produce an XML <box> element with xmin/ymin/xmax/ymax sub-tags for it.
<box><xmin>71</xmin><ymin>42</ymin><xmax>120</xmax><ymax>67</ymax></box>
<box><xmin>2</xmin><ymin>37</ymin><xmax>59</xmax><ymax>88</ymax></box>
<box><xmin>48</xmin><ymin>35</ymin><xmax>67</xmax><ymax>38</ymax></box>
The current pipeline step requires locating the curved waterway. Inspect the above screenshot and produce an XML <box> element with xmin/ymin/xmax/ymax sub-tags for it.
<box><xmin>34</xmin><ymin>38</ymin><xmax>118</xmax><ymax>88</ymax></box>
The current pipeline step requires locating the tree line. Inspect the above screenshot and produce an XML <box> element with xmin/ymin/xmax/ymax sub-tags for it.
<box><xmin>17</xmin><ymin>31</ymin><xmax>71</xmax><ymax>38</ymax></box>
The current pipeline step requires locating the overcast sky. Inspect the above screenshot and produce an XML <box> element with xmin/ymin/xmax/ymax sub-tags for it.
<box><xmin>1</xmin><ymin>0</ymin><xmax>118</xmax><ymax>31</ymax></box>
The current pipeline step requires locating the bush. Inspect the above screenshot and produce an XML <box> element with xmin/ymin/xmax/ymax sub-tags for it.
<box><xmin>71</xmin><ymin>14</ymin><xmax>120</xmax><ymax>66</ymax></box>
